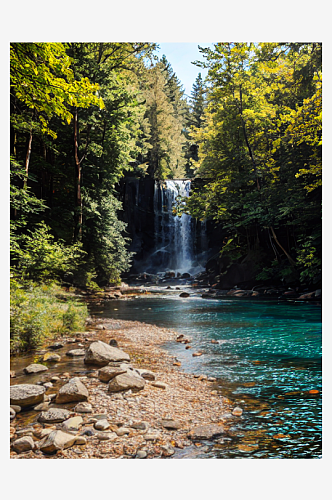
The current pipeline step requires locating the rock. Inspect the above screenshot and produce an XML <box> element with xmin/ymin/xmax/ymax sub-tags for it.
<box><xmin>42</xmin><ymin>352</ymin><xmax>61</xmax><ymax>362</ymax></box>
<box><xmin>192</xmin><ymin>352</ymin><xmax>203</xmax><ymax>357</ymax></box>
<box><xmin>116</xmin><ymin>427</ymin><xmax>130</xmax><ymax>436</ymax></box>
<box><xmin>160</xmin><ymin>419</ymin><xmax>182</xmax><ymax>430</ymax></box>
<box><xmin>96</xmin><ymin>431</ymin><xmax>117</xmax><ymax>441</ymax></box>
<box><xmin>48</xmin><ymin>342</ymin><xmax>64</xmax><ymax>350</ymax></box>
<box><xmin>23</xmin><ymin>363</ymin><xmax>48</xmax><ymax>374</ymax></box>
<box><xmin>135</xmin><ymin>368</ymin><xmax>156</xmax><ymax>381</ymax></box>
<box><xmin>10</xmin><ymin>370</ymin><xmax>16</xmax><ymax>378</ymax></box>
<box><xmin>232</xmin><ymin>407</ymin><xmax>243</xmax><ymax>416</ymax></box>
<box><xmin>38</xmin><ymin>430</ymin><xmax>77</xmax><ymax>454</ymax></box>
<box><xmin>136</xmin><ymin>450</ymin><xmax>147</xmax><ymax>459</ymax></box>
<box><xmin>74</xmin><ymin>402</ymin><xmax>93</xmax><ymax>413</ymax></box>
<box><xmin>66</xmin><ymin>349</ymin><xmax>85</xmax><ymax>357</ymax></box>
<box><xmin>315</xmin><ymin>289</ymin><xmax>322</xmax><ymax>298</ymax></box>
<box><xmin>10</xmin><ymin>407</ymin><xmax>16</xmax><ymax>420</ymax></box>
<box><xmin>188</xmin><ymin>424</ymin><xmax>225</xmax><ymax>441</ymax></box>
<box><xmin>10</xmin><ymin>405</ymin><xmax>21</xmax><ymax>413</ymax></box>
<box><xmin>181</xmin><ymin>273</ymin><xmax>191</xmax><ymax>279</ymax></box>
<box><xmin>131</xmin><ymin>421</ymin><xmax>149</xmax><ymax>431</ymax></box>
<box><xmin>10</xmin><ymin>384</ymin><xmax>46</xmax><ymax>408</ymax></box>
<box><xmin>109</xmin><ymin>339</ymin><xmax>118</xmax><ymax>347</ymax></box>
<box><xmin>12</xmin><ymin>436</ymin><xmax>35</xmax><ymax>453</ymax></box>
<box><xmin>80</xmin><ymin>428</ymin><xmax>95</xmax><ymax>437</ymax></box>
<box><xmin>179</xmin><ymin>292</ymin><xmax>190</xmax><ymax>298</ymax></box>
<box><xmin>98</xmin><ymin>365</ymin><xmax>127</xmax><ymax>382</ymax></box>
<box><xmin>74</xmin><ymin>436</ymin><xmax>87</xmax><ymax>445</ymax></box>
<box><xmin>211</xmin><ymin>339</ymin><xmax>219</xmax><ymax>344</ymax></box>
<box><xmin>108</xmin><ymin>371</ymin><xmax>145</xmax><ymax>393</ymax></box>
<box><xmin>55</xmin><ymin>377</ymin><xmax>89</xmax><ymax>404</ymax></box>
<box><xmin>42</xmin><ymin>382</ymin><xmax>53</xmax><ymax>389</ymax></box>
<box><xmin>50</xmin><ymin>376</ymin><xmax>60</xmax><ymax>382</ymax></box>
<box><xmin>144</xmin><ymin>431</ymin><xmax>161</xmax><ymax>441</ymax></box>
<box><xmin>161</xmin><ymin>443</ymin><xmax>175</xmax><ymax>457</ymax></box>
<box><xmin>151</xmin><ymin>381</ymin><xmax>167</xmax><ymax>390</ymax></box>
<box><xmin>94</xmin><ymin>419</ymin><xmax>110</xmax><ymax>431</ymax></box>
<box><xmin>38</xmin><ymin>408</ymin><xmax>71</xmax><ymax>423</ymax></box>
<box><xmin>177</xmin><ymin>334</ymin><xmax>184</xmax><ymax>340</ymax></box>
<box><xmin>15</xmin><ymin>428</ymin><xmax>34</xmax><ymax>438</ymax></box>
<box><xmin>62</xmin><ymin>416</ymin><xmax>83</xmax><ymax>432</ymax></box>
<box><xmin>84</xmin><ymin>340</ymin><xmax>130</xmax><ymax>366</ymax></box>
<box><xmin>207</xmin><ymin>377</ymin><xmax>217</xmax><ymax>382</ymax></box>
<box><xmin>33</xmin><ymin>401</ymin><xmax>50</xmax><ymax>411</ymax></box>
<box><xmin>298</xmin><ymin>292</ymin><xmax>316</xmax><ymax>300</ymax></box>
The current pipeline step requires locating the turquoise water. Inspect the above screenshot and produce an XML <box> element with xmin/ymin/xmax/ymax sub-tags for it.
<box><xmin>89</xmin><ymin>296</ymin><xmax>322</xmax><ymax>459</ymax></box>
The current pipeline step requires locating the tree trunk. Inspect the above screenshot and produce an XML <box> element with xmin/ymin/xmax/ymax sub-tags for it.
<box><xmin>270</xmin><ymin>226</ymin><xmax>296</xmax><ymax>267</ymax></box>
<box><xmin>239</xmin><ymin>85</ymin><xmax>260</xmax><ymax>190</ymax></box>
<box><xmin>24</xmin><ymin>129</ymin><xmax>33</xmax><ymax>189</ymax></box>
<box><xmin>74</xmin><ymin>108</ymin><xmax>83</xmax><ymax>241</ymax></box>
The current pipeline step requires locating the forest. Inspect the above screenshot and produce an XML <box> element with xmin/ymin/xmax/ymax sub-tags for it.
<box><xmin>10</xmin><ymin>42</ymin><xmax>322</xmax><ymax>351</ymax></box>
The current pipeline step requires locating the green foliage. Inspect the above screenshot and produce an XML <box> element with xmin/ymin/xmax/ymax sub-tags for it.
<box><xmin>10</xmin><ymin>278</ymin><xmax>88</xmax><ymax>353</ymax></box>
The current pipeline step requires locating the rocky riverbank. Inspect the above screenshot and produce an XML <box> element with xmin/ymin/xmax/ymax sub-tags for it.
<box><xmin>10</xmin><ymin>317</ymin><xmax>239</xmax><ymax>459</ymax></box>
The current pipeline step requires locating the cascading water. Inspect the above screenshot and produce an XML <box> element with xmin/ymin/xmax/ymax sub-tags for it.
<box><xmin>148</xmin><ymin>179</ymin><xmax>205</xmax><ymax>275</ymax></box>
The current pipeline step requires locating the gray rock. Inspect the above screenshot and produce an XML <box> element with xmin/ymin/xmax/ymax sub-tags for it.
<box><xmin>96</xmin><ymin>431</ymin><xmax>117</xmax><ymax>441</ymax></box>
<box><xmin>131</xmin><ymin>421</ymin><xmax>149</xmax><ymax>431</ymax></box>
<box><xmin>10</xmin><ymin>407</ymin><xmax>16</xmax><ymax>420</ymax></box>
<box><xmin>136</xmin><ymin>368</ymin><xmax>156</xmax><ymax>381</ymax></box>
<box><xmin>136</xmin><ymin>450</ymin><xmax>147</xmax><ymax>459</ymax></box>
<box><xmin>12</xmin><ymin>436</ymin><xmax>35</xmax><ymax>453</ymax></box>
<box><xmin>80</xmin><ymin>428</ymin><xmax>95</xmax><ymax>437</ymax></box>
<box><xmin>160</xmin><ymin>419</ymin><xmax>182</xmax><ymax>430</ymax></box>
<box><xmin>55</xmin><ymin>377</ymin><xmax>89</xmax><ymax>404</ymax></box>
<box><xmin>108</xmin><ymin>371</ymin><xmax>145</xmax><ymax>393</ymax></box>
<box><xmin>98</xmin><ymin>365</ymin><xmax>127</xmax><ymax>382</ymax></box>
<box><xmin>10</xmin><ymin>384</ymin><xmax>46</xmax><ymax>408</ymax></box>
<box><xmin>144</xmin><ymin>431</ymin><xmax>161</xmax><ymax>441</ymax></box>
<box><xmin>179</xmin><ymin>292</ymin><xmax>190</xmax><ymax>298</ymax></box>
<box><xmin>50</xmin><ymin>376</ymin><xmax>60</xmax><ymax>382</ymax></box>
<box><xmin>94</xmin><ymin>419</ymin><xmax>110</xmax><ymax>431</ymax></box>
<box><xmin>115</xmin><ymin>427</ymin><xmax>130</xmax><ymax>436</ymax></box>
<box><xmin>109</xmin><ymin>339</ymin><xmax>118</xmax><ymax>347</ymax></box>
<box><xmin>38</xmin><ymin>430</ymin><xmax>77</xmax><ymax>454</ymax></box>
<box><xmin>74</xmin><ymin>436</ymin><xmax>87</xmax><ymax>445</ymax></box>
<box><xmin>74</xmin><ymin>402</ymin><xmax>93</xmax><ymax>413</ymax></box>
<box><xmin>84</xmin><ymin>340</ymin><xmax>130</xmax><ymax>366</ymax></box>
<box><xmin>23</xmin><ymin>363</ymin><xmax>48</xmax><ymax>375</ymax></box>
<box><xmin>42</xmin><ymin>382</ymin><xmax>53</xmax><ymax>389</ymax></box>
<box><xmin>48</xmin><ymin>342</ymin><xmax>64</xmax><ymax>350</ymax></box>
<box><xmin>188</xmin><ymin>424</ymin><xmax>225</xmax><ymax>441</ymax></box>
<box><xmin>161</xmin><ymin>443</ymin><xmax>175</xmax><ymax>456</ymax></box>
<box><xmin>38</xmin><ymin>408</ymin><xmax>71</xmax><ymax>423</ymax></box>
<box><xmin>66</xmin><ymin>349</ymin><xmax>85</xmax><ymax>357</ymax></box>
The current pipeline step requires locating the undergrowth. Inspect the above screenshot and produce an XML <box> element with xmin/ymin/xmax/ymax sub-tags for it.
<box><xmin>10</xmin><ymin>277</ymin><xmax>88</xmax><ymax>354</ymax></box>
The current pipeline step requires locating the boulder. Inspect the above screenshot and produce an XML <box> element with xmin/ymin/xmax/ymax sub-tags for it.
<box><xmin>55</xmin><ymin>377</ymin><xmax>89</xmax><ymax>404</ymax></box>
<box><xmin>42</xmin><ymin>352</ymin><xmax>61</xmax><ymax>362</ymax></box>
<box><xmin>10</xmin><ymin>384</ymin><xmax>46</xmax><ymax>408</ymax></box>
<box><xmin>84</xmin><ymin>341</ymin><xmax>130</xmax><ymax>366</ymax></box>
<box><xmin>98</xmin><ymin>365</ymin><xmax>127</xmax><ymax>382</ymax></box>
<box><xmin>12</xmin><ymin>436</ymin><xmax>35</xmax><ymax>453</ymax></box>
<box><xmin>23</xmin><ymin>363</ymin><xmax>48</xmax><ymax>375</ymax></box>
<box><xmin>188</xmin><ymin>424</ymin><xmax>225</xmax><ymax>440</ymax></box>
<box><xmin>38</xmin><ymin>430</ymin><xmax>77</xmax><ymax>454</ymax></box>
<box><xmin>66</xmin><ymin>349</ymin><xmax>85</xmax><ymax>357</ymax></box>
<box><xmin>38</xmin><ymin>408</ymin><xmax>71</xmax><ymax>423</ymax></box>
<box><xmin>108</xmin><ymin>371</ymin><xmax>145</xmax><ymax>393</ymax></box>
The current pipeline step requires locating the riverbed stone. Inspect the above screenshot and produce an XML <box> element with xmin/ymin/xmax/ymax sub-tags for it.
<box><xmin>38</xmin><ymin>408</ymin><xmax>71</xmax><ymax>423</ymax></box>
<box><xmin>55</xmin><ymin>377</ymin><xmax>89</xmax><ymax>404</ymax></box>
<box><xmin>33</xmin><ymin>401</ymin><xmax>50</xmax><ymax>411</ymax></box>
<box><xmin>62</xmin><ymin>416</ymin><xmax>83</xmax><ymax>432</ymax></box>
<box><xmin>160</xmin><ymin>418</ymin><xmax>182</xmax><ymax>430</ymax></box>
<box><xmin>98</xmin><ymin>365</ymin><xmax>127</xmax><ymax>382</ymax></box>
<box><xmin>43</xmin><ymin>352</ymin><xmax>61</xmax><ymax>362</ymax></box>
<box><xmin>12</xmin><ymin>436</ymin><xmax>35</xmax><ymax>453</ymax></box>
<box><xmin>66</xmin><ymin>349</ymin><xmax>85</xmax><ymax>357</ymax></box>
<box><xmin>188</xmin><ymin>423</ymin><xmax>225</xmax><ymax>441</ymax></box>
<box><xmin>232</xmin><ymin>406</ymin><xmax>243</xmax><ymax>416</ymax></box>
<box><xmin>10</xmin><ymin>384</ymin><xmax>46</xmax><ymax>408</ymax></box>
<box><xmin>179</xmin><ymin>292</ymin><xmax>190</xmax><ymax>298</ymax></box>
<box><xmin>84</xmin><ymin>340</ymin><xmax>130</xmax><ymax>366</ymax></box>
<box><xmin>151</xmin><ymin>381</ymin><xmax>167</xmax><ymax>390</ymax></box>
<box><xmin>136</xmin><ymin>368</ymin><xmax>156</xmax><ymax>381</ymax></box>
<box><xmin>74</xmin><ymin>402</ymin><xmax>93</xmax><ymax>413</ymax></box>
<box><xmin>108</xmin><ymin>370</ymin><xmax>145</xmax><ymax>393</ymax></box>
<box><xmin>10</xmin><ymin>405</ymin><xmax>21</xmax><ymax>413</ymax></box>
<box><xmin>48</xmin><ymin>342</ymin><xmax>64</xmax><ymax>350</ymax></box>
<box><xmin>94</xmin><ymin>419</ymin><xmax>110</xmax><ymax>431</ymax></box>
<box><xmin>37</xmin><ymin>430</ymin><xmax>77</xmax><ymax>454</ymax></box>
<box><xmin>24</xmin><ymin>363</ymin><xmax>48</xmax><ymax>375</ymax></box>
<box><xmin>10</xmin><ymin>407</ymin><xmax>16</xmax><ymax>420</ymax></box>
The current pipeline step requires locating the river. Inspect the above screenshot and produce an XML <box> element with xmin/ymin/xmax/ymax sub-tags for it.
<box><xmin>89</xmin><ymin>292</ymin><xmax>322</xmax><ymax>459</ymax></box>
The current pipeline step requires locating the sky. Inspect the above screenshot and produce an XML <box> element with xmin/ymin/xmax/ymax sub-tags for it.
<box><xmin>155</xmin><ymin>42</ymin><xmax>214</xmax><ymax>98</ymax></box>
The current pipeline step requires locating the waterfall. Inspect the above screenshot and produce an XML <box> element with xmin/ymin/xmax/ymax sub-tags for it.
<box><xmin>147</xmin><ymin>179</ymin><xmax>205</xmax><ymax>275</ymax></box>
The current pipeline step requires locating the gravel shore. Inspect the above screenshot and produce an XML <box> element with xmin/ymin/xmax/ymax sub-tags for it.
<box><xmin>10</xmin><ymin>317</ymin><xmax>236</xmax><ymax>459</ymax></box>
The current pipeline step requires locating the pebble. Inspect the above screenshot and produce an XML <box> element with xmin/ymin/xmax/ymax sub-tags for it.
<box><xmin>136</xmin><ymin>450</ymin><xmax>147</xmax><ymax>459</ymax></box>
<box><xmin>151</xmin><ymin>381</ymin><xmax>167</xmax><ymax>390</ymax></box>
<box><xmin>232</xmin><ymin>407</ymin><xmax>243</xmax><ymax>416</ymax></box>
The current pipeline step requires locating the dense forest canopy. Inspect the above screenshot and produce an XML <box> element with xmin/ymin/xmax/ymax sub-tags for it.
<box><xmin>10</xmin><ymin>41</ymin><xmax>321</xmax><ymax>292</ymax></box>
